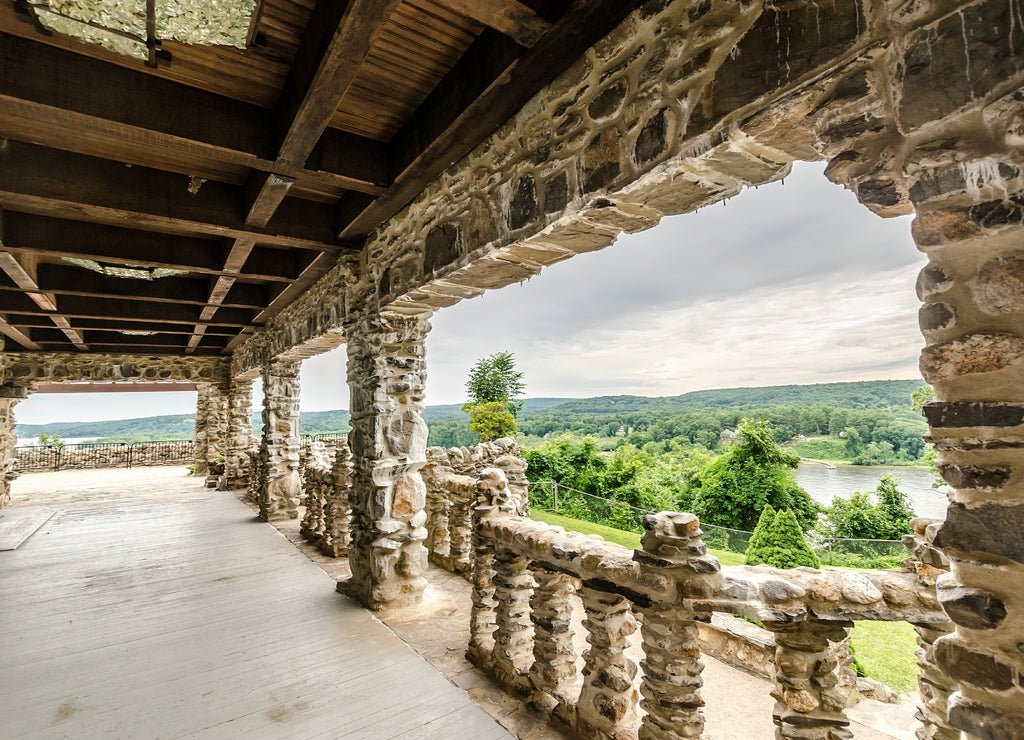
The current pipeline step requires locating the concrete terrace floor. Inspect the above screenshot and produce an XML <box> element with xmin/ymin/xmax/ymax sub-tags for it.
<box><xmin>1</xmin><ymin>467</ymin><xmax>919</xmax><ymax>739</ymax></box>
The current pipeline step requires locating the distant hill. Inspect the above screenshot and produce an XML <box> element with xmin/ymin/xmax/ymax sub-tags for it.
<box><xmin>15</xmin><ymin>380</ymin><xmax>922</xmax><ymax>444</ymax></box>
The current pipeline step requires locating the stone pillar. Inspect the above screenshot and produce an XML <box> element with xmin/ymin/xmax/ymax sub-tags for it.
<box><xmin>343</xmin><ymin>311</ymin><xmax>430</xmax><ymax>609</ymax></box>
<box><xmin>193</xmin><ymin>384</ymin><xmax>211</xmax><ymax>476</ymax></box>
<box><xmin>530</xmin><ymin>570</ymin><xmax>579</xmax><ymax>708</ymax></box>
<box><xmin>257</xmin><ymin>359</ymin><xmax>302</xmax><ymax>522</ymax></box>
<box><xmin>911</xmin><ymin>151</ymin><xmax>1024</xmax><ymax>739</ymax></box>
<box><xmin>634</xmin><ymin>512</ymin><xmax>718</xmax><ymax>740</ymax></box>
<box><xmin>467</xmin><ymin>467</ymin><xmax>514</xmax><ymax>668</ymax></box>
<box><xmin>491</xmin><ymin>548</ymin><xmax>535</xmax><ymax>693</ymax></box>
<box><xmin>225</xmin><ymin>376</ymin><xmax>254</xmax><ymax>491</ymax></box>
<box><xmin>576</xmin><ymin>587</ymin><xmax>640</xmax><ymax>739</ymax></box>
<box><xmin>321</xmin><ymin>442</ymin><xmax>353</xmax><ymax>557</ymax></box>
<box><xmin>764</xmin><ymin>619</ymin><xmax>854</xmax><ymax>740</ymax></box>
<box><xmin>0</xmin><ymin>392</ymin><xmax>23</xmax><ymax>509</ymax></box>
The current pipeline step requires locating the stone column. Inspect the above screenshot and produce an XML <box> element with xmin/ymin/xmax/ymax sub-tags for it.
<box><xmin>343</xmin><ymin>311</ymin><xmax>430</xmax><ymax>609</ymax></box>
<box><xmin>257</xmin><ymin>359</ymin><xmax>302</xmax><ymax>522</ymax></box>
<box><xmin>320</xmin><ymin>442</ymin><xmax>353</xmax><ymax>557</ymax></box>
<box><xmin>0</xmin><ymin>391</ymin><xmax>23</xmax><ymax>509</ymax></box>
<box><xmin>491</xmin><ymin>548</ymin><xmax>535</xmax><ymax>692</ymax></box>
<box><xmin>634</xmin><ymin>512</ymin><xmax>718</xmax><ymax>740</ymax></box>
<box><xmin>910</xmin><ymin>150</ymin><xmax>1024</xmax><ymax>739</ymax></box>
<box><xmin>193</xmin><ymin>384</ymin><xmax>211</xmax><ymax>476</ymax></box>
<box><xmin>225</xmin><ymin>376</ymin><xmax>254</xmax><ymax>491</ymax></box>
<box><xmin>530</xmin><ymin>570</ymin><xmax>580</xmax><ymax>708</ymax></box>
<box><xmin>764</xmin><ymin>618</ymin><xmax>854</xmax><ymax>740</ymax></box>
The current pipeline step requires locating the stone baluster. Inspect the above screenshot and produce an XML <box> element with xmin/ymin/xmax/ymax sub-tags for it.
<box><xmin>224</xmin><ymin>376</ymin><xmax>253</xmax><ymax>491</ymax></box>
<box><xmin>448</xmin><ymin>497</ymin><xmax>474</xmax><ymax>573</ymax></box>
<box><xmin>343</xmin><ymin>312</ymin><xmax>430</xmax><ymax>609</ymax></box>
<box><xmin>300</xmin><ymin>470</ymin><xmax>324</xmax><ymax>544</ymax></box>
<box><xmin>257</xmin><ymin>359</ymin><xmax>302</xmax><ymax>522</ymax></box>
<box><xmin>576</xmin><ymin>586</ymin><xmax>641</xmax><ymax>739</ymax></box>
<box><xmin>909</xmin><ymin>154</ymin><xmax>1024</xmax><ymax>738</ymax></box>
<box><xmin>902</xmin><ymin>518</ymin><xmax>959</xmax><ymax>740</ymax></box>
<box><xmin>491</xmin><ymin>548</ymin><xmax>535</xmax><ymax>695</ymax></box>
<box><xmin>467</xmin><ymin>467</ymin><xmax>515</xmax><ymax>669</ymax></box>
<box><xmin>529</xmin><ymin>569</ymin><xmax>580</xmax><ymax>710</ymax></box>
<box><xmin>764</xmin><ymin>618</ymin><xmax>854</xmax><ymax>740</ymax></box>
<box><xmin>634</xmin><ymin>512</ymin><xmax>718</xmax><ymax>740</ymax></box>
<box><xmin>321</xmin><ymin>443</ymin><xmax>353</xmax><ymax>557</ymax></box>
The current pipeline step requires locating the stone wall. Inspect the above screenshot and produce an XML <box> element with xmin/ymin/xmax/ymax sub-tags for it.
<box><xmin>1</xmin><ymin>352</ymin><xmax>229</xmax><ymax>391</ymax></box>
<box><xmin>257</xmin><ymin>359</ymin><xmax>302</xmax><ymax>521</ymax></box>
<box><xmin>300</xmin><ymin>440</ymin><xmax>354</xmax><ymax>557</ymax></box>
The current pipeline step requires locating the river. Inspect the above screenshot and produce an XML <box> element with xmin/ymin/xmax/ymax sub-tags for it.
<box><xmin>796</xmin><ymin>463</ymin><xmax>949</xmax><ymax>519</ymax></box>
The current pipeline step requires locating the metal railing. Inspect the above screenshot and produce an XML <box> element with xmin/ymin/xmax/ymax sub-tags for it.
<box><xmin>528</xmin><ymin>479</ymin><xmax>909</xmax><ymax>568</ymax></box>
<box><xmin>15</xmin><ymin>440</ymin><xmax>195</xmax><ymax>472</ymax></box>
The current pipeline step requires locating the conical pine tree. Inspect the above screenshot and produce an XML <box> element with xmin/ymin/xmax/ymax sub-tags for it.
<box><xmin>744</xmin><ymin>504</ymin><xmax>776</xmax><ymax>565</ymax></box>
<box><xmin>747</xmin><ymin>509</ymin><xmax>820</xmax><ymax>569</ymax></box>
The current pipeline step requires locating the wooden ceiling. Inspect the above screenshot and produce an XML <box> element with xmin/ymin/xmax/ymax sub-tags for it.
<box><xmin>0</xmin><ymin>0</ymin><xmax>642</xmax><ymax>356</ymax></box>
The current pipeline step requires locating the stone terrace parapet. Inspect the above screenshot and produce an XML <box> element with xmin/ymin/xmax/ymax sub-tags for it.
<box><xmin>467</xmin><ymin>469</ymin><xmax>950</xmax><ymax>740</ymax></box>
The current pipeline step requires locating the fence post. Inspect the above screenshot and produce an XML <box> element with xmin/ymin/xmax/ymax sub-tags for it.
<box><xmin>54</xmin><ymin>446</ymin><xmax>61</xmax><ymax>472</ymax></box>
<box><xmin>552</xmin><ymin>480</ymin><xmax>558</xmax><ymax>512</ymax></box>
<box><xmin>127</xmin><ymin>443</ymin><xmax>134</xmax><ymax>469</ymax></box>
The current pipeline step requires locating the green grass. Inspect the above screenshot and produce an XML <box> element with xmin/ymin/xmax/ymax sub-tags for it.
<box><xmin>849</xmin><ymin>620</ymin><xmax>919</xmax><ymax>694</ymax></box>
<box><xmin>788</xmin><ymin>436</ymin><xmax>850</xmax><ymax>462</ymax></box>
<box><xmin>529</xmin><ymin>509</ymin><xmax>746</xmax><ymax>565</ymax></box>
<box><xmin>529</xmin><ymin>509</ymin><xmax>919</xmax><ymax>693</ymax></box>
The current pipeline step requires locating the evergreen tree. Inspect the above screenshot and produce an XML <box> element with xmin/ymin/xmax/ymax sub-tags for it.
<box><xmin>745</xmin><ymin>509</ymin><xmax>820</xmax><ymax>569</ymax></box>
<box><xmin>744</xmin><ymin>504</ymin><xmax>776</xmax><ymax>565</ymax></box>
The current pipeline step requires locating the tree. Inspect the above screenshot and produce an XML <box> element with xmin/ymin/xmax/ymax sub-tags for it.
<box><xmin>745</xmin><ymin>509</ymin><xmax>820</xmax><ymax>568</ymax></box>
<box><xmin>682</xmin><ymin>418</ymin><xmax>818</xmax><ymax>531</ymax></box>
<box><xmin>744</xmin><ymin>504</ymin><xmax>777</xmax><ymax>565</ymax></box>
<box><xmin>466</xmin><ymin>402</ymin><xmax>516</xmax><ymax>441</ymax></box>
<box><xmin>822</xmin><ymin>474</ymin><xmax>915</xmax><ymax>540</ymax></box>
<box><xmin>465</xmin><ymin>351</ymin><xmax>525</xmax><ymax>416</ymax></box>
<box><xmin>910</xmin><ymin>384</ymin><xmax>935</xmax><ymax>413</ymax></box>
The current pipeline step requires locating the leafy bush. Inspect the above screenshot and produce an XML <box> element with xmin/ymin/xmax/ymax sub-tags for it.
<box><xmin>745</xmin><ymin>509</ymin><xmax>820</xmax><ymax>568</ymax></box>
<box><xmin>821</xmin><ymin>474</ymin><xmax>914</xmax><ymax>540</ymax></box>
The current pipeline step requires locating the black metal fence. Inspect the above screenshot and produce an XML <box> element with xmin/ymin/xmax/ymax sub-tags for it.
<box><xmin>15</xmin><ymin>440</ymin><xmax>195</xmax><ymax>472</ymax></box>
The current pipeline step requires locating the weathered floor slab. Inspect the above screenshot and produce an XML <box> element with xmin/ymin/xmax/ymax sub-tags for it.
<box><xmin>0</xmin><ymin>468</ymin><xmax>511</xmax><ymax>739</ymax></box>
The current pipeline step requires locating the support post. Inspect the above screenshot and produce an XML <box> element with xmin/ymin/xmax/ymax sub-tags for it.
<box><xmin>342</xmin><ymin>311</ymin><xmax>431</xmax><ymax>609</ymax></box>
<box><xmin>257</xmin><ymin>359</ymin><xmax>302</xmax><ymax>521</ymax></box>
<box><xmin>225</xmin><ymin>376</ymin><xmax>254</xmax><ymax>491</ymax></box>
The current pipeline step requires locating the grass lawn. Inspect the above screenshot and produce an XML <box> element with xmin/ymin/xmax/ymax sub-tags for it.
<box><xmin>849</xmin><ymin>620</ymin><xmax>919</xmax><ymax>694</ymax></box>
<box><xmin>529</xmin><ymin>508</ymin><xmax>919</xmax><ymax>693</ymax></box>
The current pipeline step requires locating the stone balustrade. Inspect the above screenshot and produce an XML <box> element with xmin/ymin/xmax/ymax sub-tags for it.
<box><xmin>299</xmin><ymin>440</ymin><xmax>354</xmax><ymax>558</ymax></box>
<box><xmin>422</xmin><ymin>437</ymin><xmax>528</xmax><ymax>574</ymax></box>
<box><xmin>467</xmin><ymin>468</ymin><xmax>953</xmax><ymax>740</ymax></box>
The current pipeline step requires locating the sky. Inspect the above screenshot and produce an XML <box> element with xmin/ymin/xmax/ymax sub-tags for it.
<box><xmin>15</xmin><ymin>161</ymin><xmax>928</xmax><ymax>426</ymax></box>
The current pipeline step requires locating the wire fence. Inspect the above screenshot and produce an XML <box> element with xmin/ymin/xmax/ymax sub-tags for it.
<box><xmin>15</xmin><ymin>440</ymin><xmax>195</xmax><ymax>472</ymax></box>
<box><xmin>528</xmin><ymin>480</ymin><xmax>908</xmax><ymax>568</ymax></box>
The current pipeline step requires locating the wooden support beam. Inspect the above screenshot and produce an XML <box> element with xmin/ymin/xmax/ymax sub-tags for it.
<box><xmin>435</xmin><ymin>0</ymin><xmax>552</xmax><ymax>47</ymax></box>
<box><xmin>0</xmin><ymin>217</ymin><xmax>87</xmax><ymax>349</ymax></box>
<box><xmin>9</xmin><ymin>317</ymin><xmax>237</xmax><ymax>336</ymax></box>
<box><xmin>51</xmin><ymin>295</ymin><xmax>253</xmax><ymax>327</ymax></box>
<box><xmin>0</xmin><ymin>34</ymin><xmax>388</xmax><ymax>196</ymax></box>
<box><xmin>2</xmin><ymin>213</ymin><xmax>301</xmax><ymax>282</ymax></box>
<box><xmin>0</xmin><ymin>314</ymin><xmax>40</xmax><ymax>350</ymax></box>
<box><xmin>276</xmin><ymin>0</ymin><xmax>403</xmax><ymax>167</ymax></box>
<box><xmin>0</xmin><ymin>141</ymin><xmax>345</xmax><ymax>251</ymax></box>
<box><xmin>340</xmin><ymin>0</ymin><xmax>647</xmax><ymax>239</ymax></box>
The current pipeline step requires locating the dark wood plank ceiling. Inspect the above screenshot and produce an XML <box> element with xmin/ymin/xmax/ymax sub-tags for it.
<box><xmin>0</xmin><ymin>0</ymin><xmax>643</xmax><ymax>356</ymax></box>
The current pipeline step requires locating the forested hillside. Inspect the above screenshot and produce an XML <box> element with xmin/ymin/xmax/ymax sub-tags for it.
<box><xmin>17</xmin><ymin>380</ymin><xmax>926</xmax><ymax>462</ymax></box>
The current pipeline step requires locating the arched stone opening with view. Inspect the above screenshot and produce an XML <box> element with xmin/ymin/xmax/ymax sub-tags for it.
<box><xmin>1</xmin><ymin>0</ymin><xmax>1022</xmax><ymax>737</ymax></box>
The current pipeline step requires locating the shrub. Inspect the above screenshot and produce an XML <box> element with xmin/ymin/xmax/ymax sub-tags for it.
<box><xmin>745</xmin><ymin>509</ymin><xmax>820</xmax><ymax>569</ymax></box>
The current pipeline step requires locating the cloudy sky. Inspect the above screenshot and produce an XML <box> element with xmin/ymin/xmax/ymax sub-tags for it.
<box><xmin>16</xmin><ymin>162</ymin><xmax>928</xmax><ymax>425</ymax></box>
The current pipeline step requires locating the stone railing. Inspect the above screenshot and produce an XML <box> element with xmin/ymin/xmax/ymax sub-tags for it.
<box><xmin>422</xmin><ymin>438</ymin><xmax>528</xmax><ymax>574</ymax></box>
<box><xmin>467</xmin><ymin>468</ymin><xmax>955</xmax><ymax>740</ymax></box>
<box><xmin>299</xmin><ymin>441</ymin><xmax>354</xmax><ymax>557</ymax></box>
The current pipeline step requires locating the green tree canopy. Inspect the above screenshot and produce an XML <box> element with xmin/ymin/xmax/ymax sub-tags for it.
<box><xmin>821</xmin><ymin>474</ymin><xmax>915</xmax><ymax>540</ymax></box>
<box><xmin>465</xmin><ymin>351</ymin><xmax>525</xmax><ymax>416</ymax></box>
<box><xmin>681</xmin><ymin>418</ymin><xmax>818</xmax><ymax>531</ymax></box>
<box><xmin>466</xmin><ymin>401</ymin><xmax>516</xmax><ymax>442</ymax></box>
<box><xmin>745</xmin><ymin>509</ymin><xmax>820</xmax><ymax>569</ymax></box>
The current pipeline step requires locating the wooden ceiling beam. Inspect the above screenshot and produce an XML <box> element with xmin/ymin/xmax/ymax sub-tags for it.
<box><xmin>0</xmin><ymin>33</ymin><xmax>388</xmax><ymax>197</ymax></box>
<box><xmin>340</xmin><ymin>0</ymin><xmax>647</xmax><ymax>239</ymax></box>
<box><xmin>0</xmin><ymin>141</ymin><xmax>346</xmax><ymax>251</ymax></box>
<box><xmin>0</xmin><ymin>314</ymin><xmax>40</xmax><ymax>350</ymax></box>
<box><xmin>11</xmin><ymin>317</ymin><xmax>237</xmax><ymax>336</ymax></box>
<box><xmin>51</xmin><ymin>295</ymin><xmax>253</xmax><ymax>327</ymax></box>
<box><xmin>1</xmin><ymin>213</ymin><xmax>302</xmax><ymax>283</ymax></box>
<box><xmin>34</xmin><ymin>382</ymin><xmax>199</xmax><ymax>393</ymax></box>
<box><xmin>436</xmin><ymin>0</ymin><xmax>552</xmax><ymax>47</ymax></box>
